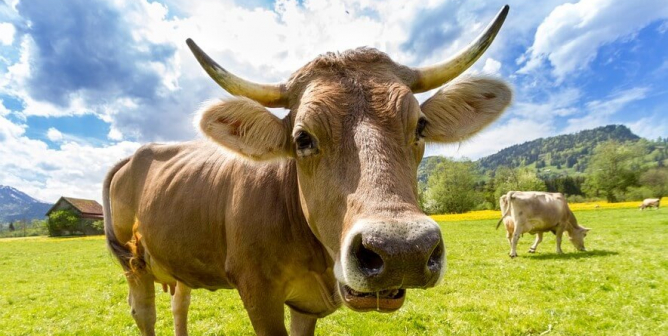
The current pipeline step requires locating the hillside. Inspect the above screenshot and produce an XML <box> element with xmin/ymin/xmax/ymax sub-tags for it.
<box><xmin>0</xmin><ymin>186</ymin><xmax>51</xmax><ymax>223</ymax></box>
<box><xmin>477</xmin><ymin>125</ymin><xmax>641</xmax><ymax>174</ymax></box>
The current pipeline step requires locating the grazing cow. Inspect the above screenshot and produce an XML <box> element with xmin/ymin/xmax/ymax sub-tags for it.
<box><xmin>639</xmin><ymin>198</ymin><xmax>660</xmax><ymax>210</ymax></box>
<box><xmin>105</xmin><ymin>6</ymin><xmax>511</xmax><ymax>335</ymax></box>
<box><xmin>496</xmin><ymin>191</ymin><xmax>590</xmax><ymax>258</ymax></box>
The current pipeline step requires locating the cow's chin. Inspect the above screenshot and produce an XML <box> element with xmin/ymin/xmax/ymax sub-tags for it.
<box><xmin>337</xmin><ymin>282</ymin><xmax>406</xmax><ymax>312</ymax></box>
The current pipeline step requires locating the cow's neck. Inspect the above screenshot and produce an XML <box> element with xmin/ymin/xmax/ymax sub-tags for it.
<box><xmin>279</xmin><ymin>159</ymin><xmax>333</xmax><ymax>272</ymax></box>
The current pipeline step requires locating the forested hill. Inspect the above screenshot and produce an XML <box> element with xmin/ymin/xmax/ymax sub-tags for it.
<box><xmin>477</xmin><ymin>125</ymin><xmax>640</xmax><ymax>173</ymax></box>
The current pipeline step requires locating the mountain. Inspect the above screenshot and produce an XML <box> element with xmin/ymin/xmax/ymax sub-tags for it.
<box><xmin>418</xmin><ymin>124</ymin><xmax>667</xmax><ymax>184</ymax></box>
<box><xmin>0</xmin><ymin>186</ymin><xmax>52</xmax><ymax>223</ymax></box>
<box><xmin>477</xmin><ymin>125</ymin><xmax>641</xmax><ymax>174</ymax></box>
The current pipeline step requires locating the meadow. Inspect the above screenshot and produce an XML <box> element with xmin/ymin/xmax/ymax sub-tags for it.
<box><xmin>0</xmin><ymin>207</ymin><xmax>666</xmax><ymax>335</ymax></box>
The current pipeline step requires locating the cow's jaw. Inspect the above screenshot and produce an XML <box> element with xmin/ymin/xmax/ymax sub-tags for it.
<box><xmin>337</xmin><ymin>282</ymin><xmax>406</xmax><ymax>312</ymax></box>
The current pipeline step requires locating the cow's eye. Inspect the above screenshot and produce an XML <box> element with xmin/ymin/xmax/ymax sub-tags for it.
<box><xmin>416</xmin><ymin>117</ymin><xmax>428</xmax><ymax>140</ymax></box>
<box><xmin>295</xmin><ymin>131</ymin><xmax>314</xmax><ymax>150</ymax></box>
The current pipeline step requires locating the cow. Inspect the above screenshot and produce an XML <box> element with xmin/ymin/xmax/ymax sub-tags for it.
<box><xmin>496</xmin><ymin>191</ymin><xmax>590</xmax><ymax>258</ymax></box>
<box><xmin>104</xmin><ymin>6</ymin><xmax>511</xmax><ymax>336</ymax></box>
<box><xmin>639</xmin><ymin>198</ymin><xmax>660</xmax><ymax>210</ymax></box>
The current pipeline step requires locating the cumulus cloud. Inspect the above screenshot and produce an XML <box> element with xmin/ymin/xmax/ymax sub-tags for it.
<box><xmin>0</xmin><ymin>117</ymin><xmax>140</xmax><ymax>203</ymax></box>
<box><xmin>46</xmin><ymin>127</ymin><xmax>62</xmax><ymax>142</ymax></box>
<box><xmin>0</xmin><ymin>22</ymin><xmax>15</xmax><ymax>45</ymax></box>
<box><xmin>518</xmin><ymin>0</ymin><xmax>668</xmax><ymax>81</ymax></box>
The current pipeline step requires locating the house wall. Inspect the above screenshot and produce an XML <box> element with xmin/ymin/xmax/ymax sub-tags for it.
<box><xmin>47</xmin><ymin>200</ymin><xmax>103</xmax><ymax>236</ymax></box>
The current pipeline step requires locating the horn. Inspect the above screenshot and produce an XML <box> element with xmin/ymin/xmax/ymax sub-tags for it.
<box><xmin>410</xmin><ymin>5</ymin><xmax>509</xmax><ymax>93</ymax></box>
<box><xmin>186</xmin><ymin>38</ymin><xmax>288</xmax><ymax>108</ymax></box>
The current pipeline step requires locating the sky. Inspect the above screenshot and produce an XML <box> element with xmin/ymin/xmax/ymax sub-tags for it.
<box><xmin>0</xmin><ymin>0</ymin><xmax>667</xmax><ymax>203</ymax></box>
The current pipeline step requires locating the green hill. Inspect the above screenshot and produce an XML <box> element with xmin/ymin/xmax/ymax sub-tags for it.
<box><xmin>419</xmin><ymin>124</ymin><xmax>667</xmax><ymax>182</ymax></box>
<box><xmin>477</xmin><ymin>125</ymin><xmax>641</xmax><ymax>174</ymax></box>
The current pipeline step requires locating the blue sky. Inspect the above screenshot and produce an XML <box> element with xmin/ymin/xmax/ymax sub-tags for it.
<box><xmin>0</xmin><ymin>0</ymin><xmax>667</xmax><ymax>202</ymax></box>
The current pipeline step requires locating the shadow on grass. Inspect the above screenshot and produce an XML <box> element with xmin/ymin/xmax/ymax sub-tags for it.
<box><xmin>522</xmin><ymin>249</ymin><xmax>619</xmax><ymax>260</ymax></box>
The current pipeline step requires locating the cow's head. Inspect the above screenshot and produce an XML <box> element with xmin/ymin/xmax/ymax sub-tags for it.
<box><xmin>190</xmin><ymin>6</ymin><xmax>511</xmax><ymax>312</ymax></box>
<box><xmin>569</xmin><ymin>227</ymin><xmax>590</xmax><ymax>251</ymax></box>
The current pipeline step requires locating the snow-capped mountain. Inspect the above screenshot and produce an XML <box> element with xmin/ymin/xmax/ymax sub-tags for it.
<box><xmin>0</xmin><ymin>185</ymin><xmax>52</xmax><ymax>223</ymax></box>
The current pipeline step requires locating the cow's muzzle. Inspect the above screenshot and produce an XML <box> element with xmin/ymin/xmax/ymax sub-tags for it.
<box><xmin>337</xmin><ymin>217</ymin><xmax>445</xmax><ymax>311</ymax></box>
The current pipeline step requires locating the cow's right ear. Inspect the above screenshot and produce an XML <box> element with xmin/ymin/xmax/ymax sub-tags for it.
<box><xmin>198</xmin><ymin>98</ymin><xmax>290</xmax><ymax>160</ymax></box>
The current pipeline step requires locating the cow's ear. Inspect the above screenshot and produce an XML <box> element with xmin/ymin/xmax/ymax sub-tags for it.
<box><xmin>198</xmin><ymin>98</ymin><xmax>290</xmax><ymax>160</ymax></box>
<box><xmin>420</xmin><ymin>77</ymin><xmax>512</xmax><ymax>143</ymax></box>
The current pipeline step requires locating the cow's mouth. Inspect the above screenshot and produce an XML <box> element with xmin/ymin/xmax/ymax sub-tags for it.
<box><xmin>338</xmin><ymin>283</ymin><xmax>406</xmax><ymax>312</ymax></box>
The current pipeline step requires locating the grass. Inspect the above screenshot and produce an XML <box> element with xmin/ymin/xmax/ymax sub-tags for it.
<box><xmin>0</xmin><ymin>208</ymin><xmax>666</xmax><ymax>335</ymax></box>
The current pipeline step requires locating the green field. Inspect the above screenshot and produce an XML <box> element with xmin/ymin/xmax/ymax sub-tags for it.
<box><xmin>1</xmin><ymin>208</ymin><xmax>666</xmax><ymax>335</ymax></box>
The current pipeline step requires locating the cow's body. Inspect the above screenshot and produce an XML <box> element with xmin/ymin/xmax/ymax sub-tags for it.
<box><xmin>497</xmin><ymin>191</ymin><xmax>589</xmax><ymax>258</ymax></box>
<box><xmin>106</xmin><ymin>142</ymin><xmax>338</xmax><ymax>331</ymax></box>
<box><xmin>105</xmin><ymin>6</ymin><xmax>512</xmax><ymax>335</ymax></box>
<box><xmin>639</xmin><ymin>198</ymin><xmax>660</xmax><ymax>210</ymax></box>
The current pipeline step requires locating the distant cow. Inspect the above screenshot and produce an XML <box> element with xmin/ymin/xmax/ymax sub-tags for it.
<box><xmin>497</xmin><ymin>191</ymin><xmax>590</xmax><ymax>258</ymax></box>
<box><xmin>639</xmin><ymin>198</ymin><xmax>660</xmax><ymax>210</ymax></box>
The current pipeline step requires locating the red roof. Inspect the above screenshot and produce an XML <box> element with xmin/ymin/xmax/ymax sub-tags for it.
<box><xmin>46</xmin><ymin>197</ymin><xmax>103</xmax><ymax>218</ymax></box>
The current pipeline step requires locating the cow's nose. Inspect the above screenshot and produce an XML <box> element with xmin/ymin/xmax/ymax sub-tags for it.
<box><xmin>342</xmin><ymin>218</ymin><xmax>445</xmax><ymax>291</ymax></box>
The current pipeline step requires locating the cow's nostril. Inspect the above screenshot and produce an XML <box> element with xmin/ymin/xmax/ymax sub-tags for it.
<box><xmin>427</xmin><ymin>241</ymin><xmax>443</xmax><ymax>272</ymax></box>
<box><xmin>354</xmin><ymin>242</ymin><xmax>384</xmax><ymax>276</ymax></box>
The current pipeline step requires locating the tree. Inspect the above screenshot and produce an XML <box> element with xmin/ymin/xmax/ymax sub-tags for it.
<box><xmin>8</xmin><ymin>222</ymin><xmax>15</xmax><ymax>231</ymax></box>
<box><xmin>47</xmin><ymin>210</ymin><xmax>80</xmax><ymax>236</ymax></box>
<box><xmin>640</xmin><ymin>167</ymin><xmax>668</xmax><ymax>198</ymax></box>
<box><xmin>424</xmin><ymin>158</ymin><xmax>480</xmax><ymax>214</ymax></box>
<box><xmin>493</xmin><ymin>166</ymin><xmax>546</xmax><ymax>207</ymax></box>
<box><xmin>583</xmin><ymin>140</ymin><xmax>643</xmax><ymax>202</ymax></box>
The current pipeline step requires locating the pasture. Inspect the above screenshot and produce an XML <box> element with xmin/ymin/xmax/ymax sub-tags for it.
<box><xmin>0</xmin><ymin>208</ymin><xmax>666</xmax><ymax>335</ymax></box>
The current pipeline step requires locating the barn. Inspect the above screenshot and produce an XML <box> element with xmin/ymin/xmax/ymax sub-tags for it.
<box><xmin>45</xmin><ymin>197</ymin><xmax>104</xmax><ymax>236</ymax></box>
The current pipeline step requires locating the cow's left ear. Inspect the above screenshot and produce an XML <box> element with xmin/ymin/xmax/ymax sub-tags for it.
<box><xmin>420</xmin><ymin>77</ymin><xmax>512</xmax><ymax>143</ymax></box>
<box><xmin>198</xmin><ymin>98</ymin><xmax>290</xmax><ymax>160</ymax></box>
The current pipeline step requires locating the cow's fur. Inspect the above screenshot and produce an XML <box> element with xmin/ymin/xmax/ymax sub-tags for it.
<box><xmin>497</xmin><ymin>191</ymin><xmax>589</xmax><ymax>258</ymax></box>
<box><xmin>105</xmin><ymin>47</ymin><xmax>512</xmax><ymax>335</ymax></box>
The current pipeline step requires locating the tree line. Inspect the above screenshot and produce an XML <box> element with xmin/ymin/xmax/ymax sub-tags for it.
<box><xmin>419</xmin><ymin>139</ymin><xmax>668</xmax><ymax>214</ymax></box>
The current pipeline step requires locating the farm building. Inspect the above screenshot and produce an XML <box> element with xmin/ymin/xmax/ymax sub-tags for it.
<box><xmin>45</xmin><ymin>197</ymin><xmax>104</xmax><ymax>236</ymax></box>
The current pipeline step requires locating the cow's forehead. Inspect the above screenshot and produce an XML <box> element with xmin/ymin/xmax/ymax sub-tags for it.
<box><xmin>286</xmin><ymin>47</ymin><xmax>417</xmax><ymax>88</ymax></box>
<box><xmin>291</xmin><ymin>78</ymin><xmax>418</xmax><ymax>141</ymax></box>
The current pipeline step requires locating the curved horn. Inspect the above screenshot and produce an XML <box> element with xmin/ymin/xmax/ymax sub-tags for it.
<box><xmin>186</xmin><ymin>38</ymin><xmax>288</xmax><ymax>108</ymax></box>
<box><xmin>411</xmin><ymin>5</ymin><xmax>509</xmax><ymax>93</ymax></box>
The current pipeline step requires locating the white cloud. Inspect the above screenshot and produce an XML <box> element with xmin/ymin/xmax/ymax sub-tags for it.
<box><xmin>482</xmin><ymin>58</ymin><xmax>502</xmax><ymax>75</ymax></box>
<box><xmin>0</xmin><ymin>22</ymin><xmax>16</xmax><ymax>45</ymax></box>
<box><xmin>46</xmin><ymin>128</ymin><xmax>63</xmax><ymax>142</ymax></box>
<box><xmin>108</xmin><ymin>127</ymin><xmax>123</xmax><ymax>141</ymax></box>
<box><xmin>0</xmin><ymin>115</ymin><xmax>141</xmax><ymax>203</ymax></box>
<box><xmin>518</xmin><ymin>0</ymin><xmax>668</xmax><ymax>81</ymax></box>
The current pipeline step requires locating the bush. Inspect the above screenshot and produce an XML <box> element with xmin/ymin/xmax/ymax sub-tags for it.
<box><xmin>566</xmin><ymin>194</ymin><xmax>586</xmax><ymax>204</ymax></box>
<box><xmin>622</xmin><ymin>186</ymin><xmax>655</xmax><ymax>202</ymax></box>
<box><xmin>47</xmin><ymin>210</ymin><xmax>80</xmax><ymax>236</ymax></box>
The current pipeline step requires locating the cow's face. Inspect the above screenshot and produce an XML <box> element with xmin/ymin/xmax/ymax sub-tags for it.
<box><xmin>190</xmin><ymin>5</ymin><xmax>510</xmax><ymax>312</ymax></box>
<box><xmin>569</xmin><ymin>227</ymin><xmax>590</xmax><ymax>251</ymax></box>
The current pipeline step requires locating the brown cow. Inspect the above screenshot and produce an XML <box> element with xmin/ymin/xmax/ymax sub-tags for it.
<box><xmin>497</xmin><ymin>191</ymin><xmax>590</xmax><ymax>258</ymax></box>
<box><xmin>105</xmin><ymin>6</ymin><xmax>511</xmax><ymax>335</ymax></box>
<box><xmin>639</xmin><ymin>198</ymin><xmax>660</xmax><ymax>210</ymax></box>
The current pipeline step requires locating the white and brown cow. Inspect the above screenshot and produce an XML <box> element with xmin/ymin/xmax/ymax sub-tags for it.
<box><xmin>639</xmin><ymin>198</ymin><xmax>660</xmax><ymax>210</ymax></box>
<box><xmin>497</xmin><ymin>191</ymin><xmax>590</xmax><ymax>258</ymax></box>
<box><xmin>104</xmin><ymin>6</ymin><xmax>512</xmax><ymax>336</ymax></box>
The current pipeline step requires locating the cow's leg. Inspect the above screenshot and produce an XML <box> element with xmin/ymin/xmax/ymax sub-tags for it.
<box><xmin>528</xmin><ymin>232</ymin><xmax>543</xmax><ymax>253</ymax></box>
<box><xmin>290</xmin><ymin>308</ymin><xmax>317</xmax><ymax>336</ymax></box>
<box><xmin>171</xmin><ymin>281</ymin><xmax>191</xmax><ymax>336</ymax></box>
<box><xmin>238</xmin><ymin>284</ymin><xmax>288</xmax><ymax>336</ymax></box>
<box><xmin>555</xmin><ymin>228</ymin><xmax>564</xmax><ymax>254</ymax></box>
<box><xmin>127</xmin><ymin>272</ymin><xmax>157</xmax><ymax>336</ymax></box>
<box><xmin>509</xmin><ymin>226</ymin><xmax>521</xmax><ymax>258</ymax></box>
